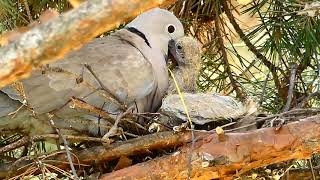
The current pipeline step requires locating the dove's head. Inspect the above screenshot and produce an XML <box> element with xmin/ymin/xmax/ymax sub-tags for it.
<box><xmin>126</xmin><ymin>8</ymin><xmax>184</xmax><ymax>57</ymax></box>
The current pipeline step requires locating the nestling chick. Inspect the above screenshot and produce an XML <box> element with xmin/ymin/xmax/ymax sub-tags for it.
<box><xmin>149</xmin><ymin>37</ymin><xmax>201</xmax><ymax>132</ymax></box>
<box><xmin>159</xmin><ymin>36</ymin><xmax>258</xmax><ymax>131</ymax></box>
<box><xmin>168</xmin><ymin>36</ymin><xmax>202</xmax><ymax>93</ymax></box>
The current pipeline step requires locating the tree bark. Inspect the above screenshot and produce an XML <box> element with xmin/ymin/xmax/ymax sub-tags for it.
<box><xmin>0</xmin><ymin>0</ymin><xmax>177</xmax><ymax>88</ymax></box>
<box><xmin>100</xmin><ymin>115</ymin><xmax>320</xmax><ymax>179</ymax></box>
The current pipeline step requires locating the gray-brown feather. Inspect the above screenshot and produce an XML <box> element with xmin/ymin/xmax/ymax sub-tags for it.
<box><xmin>2</xmin><ymin>29</ymin><xmax>156</xmax><ymax>115</ymax></box>
<box><xmin>0</xmin><ymin>29</ymin><xmax>160</xmax><ymax>135</ymax></box>
<box><xmin>168</xmin><ymin>37</ymin><xmax>202</xmax><ymax>93</ymax></box>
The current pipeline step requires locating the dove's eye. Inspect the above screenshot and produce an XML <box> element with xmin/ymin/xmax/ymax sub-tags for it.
<box><xmin>177</xmin><ymin>44</ymin><xmax>182</xmax><ymax>50</ymax></box>
<box><xmin>167</xmin><ymin>25</ymin><xmax>175</xmax><ymax>33</ymax></box>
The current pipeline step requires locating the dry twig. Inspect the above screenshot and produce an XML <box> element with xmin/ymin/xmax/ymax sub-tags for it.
<box><xmin>102</xmin><ymin>106</ymin><xmax>135</xmax><ymax>140</ymax></box>
<box><xmin>49</xmin><ymin>118</ymin><xmax>79</xmax><ymax>179</ymax></box>
<box><xmin>283</xmin><ymin>64</ymin><xmax>297</xmax><ymax>112</ymax></box>
<box><xmin>0</xmin><ymin>134</ymin><xmax>111</xmax><ymax>154</ymax></box>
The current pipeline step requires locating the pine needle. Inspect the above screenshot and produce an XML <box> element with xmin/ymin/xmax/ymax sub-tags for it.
<box><xmin>168</xmin><ymin>68</ymin><xmax>193</xmax><ymax>127</ymax></box>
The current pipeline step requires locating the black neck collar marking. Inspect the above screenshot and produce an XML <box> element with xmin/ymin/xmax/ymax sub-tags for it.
<box><xmin>126</xmin><ymin>27</ymin><xmax>151</xmax><ymax>48</ymax></box>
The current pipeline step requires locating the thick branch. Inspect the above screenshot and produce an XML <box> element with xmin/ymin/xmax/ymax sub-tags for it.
<box><xmin>101</xmin><ymin>115</ymin><xmax>320</xmax><ymax>179</ymax></box>
<box><xmin>3</xmin><ymin>114</ymin><xmax>320</xmax><ymax>179</ymax></box>
<box><xmin>0</xmin><ymin>0</ymin><xmax>176</xmax><ymax>88</ymax></box>
<box><xmin>0</xmin><ymin>131</ymin><xmax>202</xmax><ymax>178</ymax></box>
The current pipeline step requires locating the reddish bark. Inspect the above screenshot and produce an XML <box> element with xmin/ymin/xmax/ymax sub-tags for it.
<box><xmin>101</xmin><ymin>115</ymin><xmax>320</xmax><ymax>179</ymax></box>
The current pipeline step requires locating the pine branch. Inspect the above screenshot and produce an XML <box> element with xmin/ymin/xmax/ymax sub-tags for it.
<box><xmin>0</xmin><ymin>0</ymin><xmax>177</xmax><ymax>88</ymax></box>
<box><xmin>101</xmin><ymin>115</ymin><xmax>320</xmax><ymax>179</ymax></box>
<box><xmin>2</xmin><ymin>113</ymin><xmax>320</xmax><ymax>179</ymax></box>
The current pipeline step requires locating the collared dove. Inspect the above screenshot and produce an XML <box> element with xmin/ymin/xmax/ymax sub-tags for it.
<box><xmin>0</xmin><ymin>8</ymin><xmax>185</xmax><ymax>135</ymax></box>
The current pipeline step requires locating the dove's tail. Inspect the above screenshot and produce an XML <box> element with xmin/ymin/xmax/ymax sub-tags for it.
<box><xmin>0</xmin><ymin>91</ymin><xmax>49</xmax><ymax>134</ymax></box>
<box><xmin>0</xmin><ymin>91</ymin><xmax>114</xmax><ymax>136</ymax></box>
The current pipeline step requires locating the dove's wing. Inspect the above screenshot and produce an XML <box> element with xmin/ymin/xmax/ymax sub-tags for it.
<box><xmin>2</xmin><ymin>29</ymin><xmax>156</xmax><ymax>114</ymax></box>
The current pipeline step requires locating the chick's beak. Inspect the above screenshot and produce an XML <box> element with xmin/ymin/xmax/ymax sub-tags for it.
<box><xmin>168</xmin><ymin>39</ymin><xmax>182</xmax><ymax>67</ymax></box>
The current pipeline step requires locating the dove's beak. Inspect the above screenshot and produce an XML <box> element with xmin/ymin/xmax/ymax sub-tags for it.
<box><xmin>168</xmin><ymin>39</ymin><xmax>182</xmax><ymax>67</ymax></box>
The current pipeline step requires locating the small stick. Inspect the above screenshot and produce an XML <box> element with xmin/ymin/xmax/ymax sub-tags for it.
<box><xmin>102</xmin><ymin>106</ymin><xmax>135</xmax><ymax>140</ymax></box>
<box><xmin>283</xmin><ymin>64</ymin><xmax>297</xmax><ymax>112</ymax></box>
<box><xmin>309</xmin><ymin>159</ymin><xmax>316</xmax><ymax>180</ymax></box>
<box><xmin>84</xmin><ymin>64</ymin><xmax>123</xmax><ymax>105</ymax></box>
<box><xmin>259</xmin><ymin>72</ymin><xmax>270</xmax><ymax>106</ymax></box>
<box><xmin>224</xmin><ymin>123</ymin><xmax>257</xmax><ymax>133</ymax></box>
<box><xmin>49</xmin><ymin>117</ymin><xmax>79</xmax><ymax>180</ymax></box>
<box><xmin>0</xmin><ymin>134</ymin><xmax>112</xmax><ymax>154</ymax></box>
